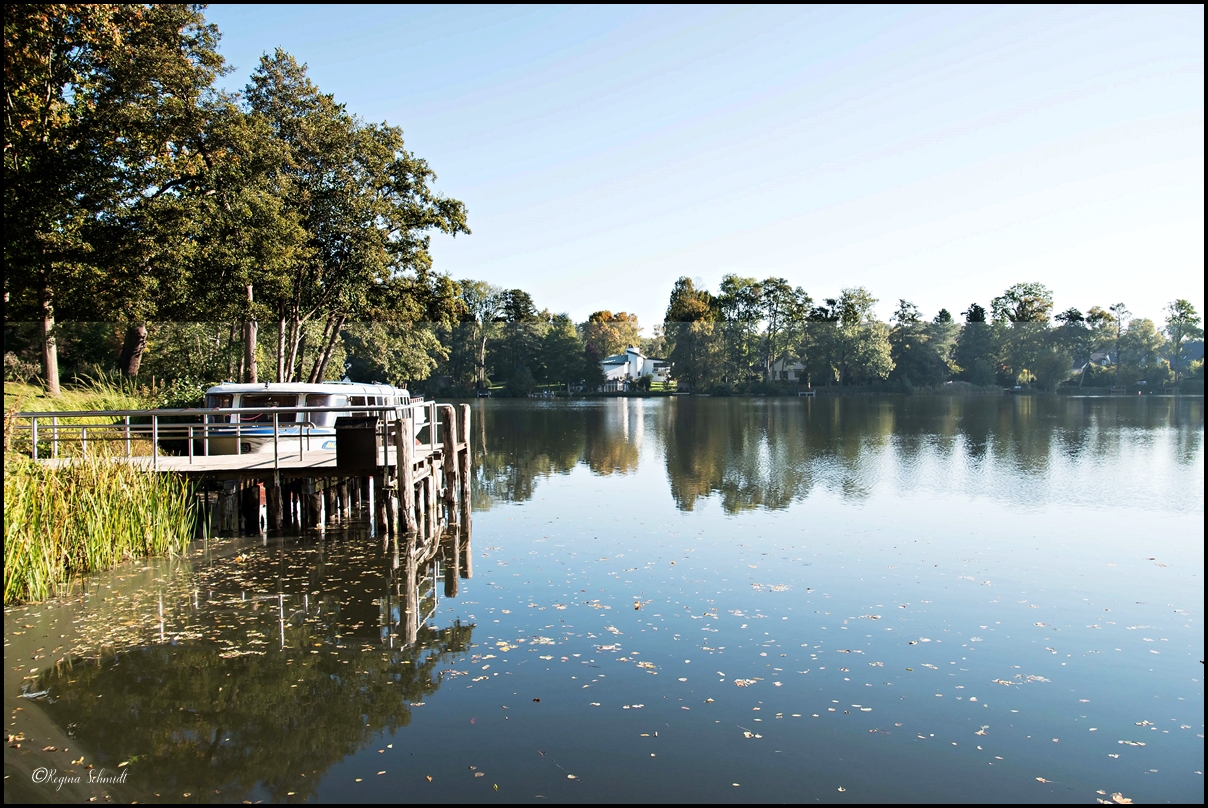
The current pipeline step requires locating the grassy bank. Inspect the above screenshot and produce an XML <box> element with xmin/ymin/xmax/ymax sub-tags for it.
<box><xmin>3</xmin><ymin>454</ymin><xmax>195</xmax><ymax>604</ymax></box>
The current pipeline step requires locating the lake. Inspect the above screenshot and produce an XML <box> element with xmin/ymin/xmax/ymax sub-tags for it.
<box><xmin>4</xmin><ymin>395</ymin><xmax>1203</xmax><ymax>804</ymax></box>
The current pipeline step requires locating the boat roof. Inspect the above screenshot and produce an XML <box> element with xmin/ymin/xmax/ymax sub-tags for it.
<box><xmin>205</xmin><ymin>381</ymin><xmax>408</xmax><ymax>396</ymax></box>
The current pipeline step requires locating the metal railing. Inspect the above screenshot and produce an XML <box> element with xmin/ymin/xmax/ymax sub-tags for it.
<box><xmin>10</xmin><ymin>400</ymin><xmax>441</xmax><ymax>471</ymax></box>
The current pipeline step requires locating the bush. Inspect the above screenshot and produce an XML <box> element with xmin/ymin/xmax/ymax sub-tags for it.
<box><xmin>4</xmin><ymin>352</ymin><xmax>39</xmax><ymax>384</ymax></box>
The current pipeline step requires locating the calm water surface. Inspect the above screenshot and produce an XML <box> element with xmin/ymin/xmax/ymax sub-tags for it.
<box><xmin>5</xmin><ymin>396</ymin><xmax>1203</xmax><ymax>804</ymax></box>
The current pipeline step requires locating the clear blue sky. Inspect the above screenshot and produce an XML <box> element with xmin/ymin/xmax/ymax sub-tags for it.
<box><xmin>205</xmin><ymin>4</ymin><xmax>1204</xmax><ymax>332</ymax></box>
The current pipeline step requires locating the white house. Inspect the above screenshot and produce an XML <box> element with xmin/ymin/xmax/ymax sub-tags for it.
<box><xmin>768</xmin><ymin>357</ymin><xmax>807</xmax><ymax>383</ymax></box>
<box><xmin>599</xmin><ymin>346</ymin><xmax>669</xmax><ymax>391</ymax></box>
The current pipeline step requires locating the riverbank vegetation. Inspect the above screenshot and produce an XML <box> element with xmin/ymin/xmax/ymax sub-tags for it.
<box><xmin>3</xmin><ymin>454</ymin><xmax>194</xmax><ymax>604</ymax></box>
<box><xmin>4</xmin><ymin>7</ymin><xmax>1203</xmax><ymax>400</ymax></box>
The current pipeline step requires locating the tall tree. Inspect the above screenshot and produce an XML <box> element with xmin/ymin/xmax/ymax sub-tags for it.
<box><xmin>663</xmin><ymin>277</ymin><xmax>716</xmax><ymax>392</ymax></box>
<box><xmin>716</xmin><ymin>275</ymin><xmax>762</xmax><ymax>386</ymax></box>
<box><xmin>760</xmin><ymin>278</ymin><xmax>809</xmax><ymax>380</ymax></box>
<box><xmin>240</xmin><ymin>50</ymin><xmax>469</xmax><ymax>385</ymax></box>
<box><xmin>1053</xmin><ymin>308</ymin><xmax>1092</xmax><ymax>385</ymax></box>
<box><xmin>1163</xmin><ymin>299</ymin><xmax>1203</xmax><ymax>381</ymax></box>
<box><xmin>582</xmin><ymin>311</ymin><xmax>640</xmax><ymax>358</ymax></box>
<box><xmin>1109</xmin><ymin>302</ymin><xmax>1130</xmax><ymax>381</ymax></box>
<box><xmin>459</xmin><ymin>280</ymin><xmax>505</xmax><ymax>388</ymax></box>
<box><xmin>4</xmin><ymin>4</ymin><xmax>224</xmax><ymax>393</ymax></box>
<box><xmin>541</xmin><ymin>314</ymin><xmax>585</xmax><ymax>388</ymax></box>
<box><xmin>953</xmin><ymin>303</ymin><xmax>996</xmax><ymax>385</ymax></box>
<box><xmin>889</xmin><ymin>300</ymin><xmax>947</xmax><ymax>387</ymax></box>
<box><xmin>991</xmin><ymin>282</ymin><xmax>1054</xmax><ymax>323</ymax></box>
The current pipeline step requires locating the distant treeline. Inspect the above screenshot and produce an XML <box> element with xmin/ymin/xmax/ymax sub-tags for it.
<box><xmin>658</xmin><ymin>278</ymin><xmax>1203</xmax><ymax>394</ymax></box>
<box><xmin>3</xmin><ymin>7</ymin><xmax>1202</xmax><ymax>399</ymax></box>
<box><xmin>5</xmin><ymin>279</ymin><xmax>1203</xmax><ymax>401</ymax></box>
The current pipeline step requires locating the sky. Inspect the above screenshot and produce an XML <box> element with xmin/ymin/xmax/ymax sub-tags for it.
<box><xmin>204</xmin><ymin>5</ymin><xmax>1204</xmax><ymax>333</ymax></box>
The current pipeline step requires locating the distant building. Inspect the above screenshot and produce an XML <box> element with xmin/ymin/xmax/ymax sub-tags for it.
<box><xmin>600</xmin><ymin>346</ymin><xmax>669</xmax><ymax>391</ymax></box>
<box><xmin>768</xmin><ymin>357</ymin><xmax>807</xmax><ymax>383</ymax></box>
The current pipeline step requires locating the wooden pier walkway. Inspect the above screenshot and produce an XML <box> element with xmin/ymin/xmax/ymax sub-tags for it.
<box><xmin>11</xmin><ymin>401</ymin><xmax>474</xmax><ymax>591</ymax></box>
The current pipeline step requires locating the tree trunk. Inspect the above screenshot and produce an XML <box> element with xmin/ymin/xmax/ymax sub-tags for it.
<box><xmin>227</xmin><ymin>321</ymin><xmax>239</xmax><ymax>381</ymax></box>
<box><xmin>276</xmin><ymin>313</ymin><xmax>287</xmax><ymax>383</ymax></box>
<box><xmin>119</xmin><ymin>322</ymin><xmax>148</xmax><ymax>376</ymax></box>
<box><xmin>294</xmin><ymin>329</ymin><xmax>308</xmax><ymax>383</ymax></box>
<box><xmin>39</xmin><ymin>281</ymin><xmax>60</xmax><ymax>396</ymax></box>
<box><xmin>285</xmin><ymin>315</ymin><xmax>302</xmax><ymax>382</ymax></box>
<box><xmin>310</xmin><ymin>315</ymin><xmax>345</xmax><ymax>383</ymax></box>
<box><xmin>478</xmin><ymin>324</ymin><xmax>488</xmax><ymax>387</ymax></box>
<box><xmin>243</xmin><ymin>284</ymin><xmax>258</xmax><ymax>384</ymax></box>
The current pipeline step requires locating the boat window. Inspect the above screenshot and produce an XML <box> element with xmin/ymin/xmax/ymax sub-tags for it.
<box><xmin>240</xmin><ymin>394</ymin><xmax>299</xmax><ymax>422</ymax></box>
<box><xmin>305</xmin><ymin>394</ymin><xmax>347</xmax><ymax>427</ymax></box>
<box><xmin>206</xmin><ymin>394</ymin><xmax>233</xmax><ymax>423</ymax></box>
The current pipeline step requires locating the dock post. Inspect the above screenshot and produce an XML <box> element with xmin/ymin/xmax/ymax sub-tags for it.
<box><xmin>365</xmin><ymin>476</ymin><xmax>375</xmax><ymax>536</ymax></box>
<box><xmin>338</xmin><ymin>479</ymin><xmax>350</xmax><ymax>522</ymax></box>
<box><xmin>444</xmin><ymin>525</ymin><xmax>460</xmax><ymax>597</ymax></box>
<box><xmin>459</xmin><ymin>521</ymin><xmax>473</xmax><ymax>579</ymax></box>
<box><xmin>384</xmin><ymin>473</ymin><xmax>398</xmax><ymax>552</ymax></box>
<box><xmin>268</xmin><ymin>480</ymin><xmax>283</xmax><ymax>530</ymax></box>
<box><xmin>325</xmin><ymin>481</ymin><xmax>338</xmax><ymax>525</ymax></box>
<box><xmin>427</xmin><ymin>465</ymin><xmax>439</xmax><ymax>537</ymax></box>
<box><xmin>459</xmin><ymin>404</ymin><xmax>472</xmax><ymax>532</ymax></box>
<box><xmin>402</xmin><ymin>551</ymin><xmax>418</xmax><ymax>646</ymax></box>
<box><xmin>373</xmin><ymin>472</ymin><xmax>387</xmax><ymax>535</ymax></box>
<box><xmin>396</xmin><ymin>414</ymin><xmax>417</xmax><ymax>534</ymax></box>
<box><xmin>440</xmin><ymin>405</ymin><xmax>459</xmax><ymax>528</ymax></box>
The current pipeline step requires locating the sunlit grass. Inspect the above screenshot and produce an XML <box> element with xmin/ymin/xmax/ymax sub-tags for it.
<box><xmin>4</xmin><ymin>376</ymin><xmax>160</xmax><ymax>458</ymax></box>
<box><xmin>3</xmin><ymin>453</ymin><xmax>194</xmax><ymax>604</ymax></box>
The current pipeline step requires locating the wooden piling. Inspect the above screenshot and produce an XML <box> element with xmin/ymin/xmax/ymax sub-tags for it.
<box><xmin>427</xmin><ymin>462</ymin><xmax>438</xmax><ymax>537</ymax></box>
<box><xmin>459</xmin><ymin>404</ymin><xmax>472</xmax><ymax>531</ymax></box>
<box><xmin>459</xmin><ymin>522</ymin><xmax>472</xmax><ymax>579</ymax></box>
<box><xmin>268</xmin><ymin>482</ymin><xmax>283</xmax><ymax>529</ymax></box>
<box><xmin>325</xmin><ymin>481</ymin><xmax>338</xmax><ymax>525</ymax></box>
<box><xmin>373</xmin><ymin>472</ymin><xmax>387</xmax><ymax>534</ymax></box>
<box><xmin>440</xmin><ymin>405</ymin><xmax>459</xmax><ymax>527</ymax></box>
<box><xmin>396</xmin><ymin>415</ymin><xmax>416</xmax><ymax>534</ymax></box>
<box><xmin>444</xmin><ymin>529</ymin><xmax>460</xmax><ymax>597</ymax></box>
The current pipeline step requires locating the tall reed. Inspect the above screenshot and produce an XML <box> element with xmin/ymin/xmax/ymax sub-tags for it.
<box><xmin>3</xmin><ymin>454</ymin><xmax>195</xmax><ymax>604</ymax></box>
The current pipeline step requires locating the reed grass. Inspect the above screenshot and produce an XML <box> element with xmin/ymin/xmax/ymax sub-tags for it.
<box><xmin>3</xmin><ymin>453</ymin><xmax>195</xmax><ymax>604</ymax></box>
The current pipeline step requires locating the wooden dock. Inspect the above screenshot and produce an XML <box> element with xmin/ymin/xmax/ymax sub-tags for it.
<box><xmin>11</xmin><ymin>401</ymin><xmax>474</xmax><ymax>591</ymax></box>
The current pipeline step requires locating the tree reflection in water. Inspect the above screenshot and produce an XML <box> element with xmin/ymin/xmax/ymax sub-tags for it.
<box><xmin>33</xmin><ymin>529</ymin><xmax>473</xmax><ymax>803</ymax></box>
<box><xmin>470</xmin><ymin>396</ymin><xmax>1203</xmax><ymax>513</ymax></box>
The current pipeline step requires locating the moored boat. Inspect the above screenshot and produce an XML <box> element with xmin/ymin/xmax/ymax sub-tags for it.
<box><xmin>201</xmin><ymin>381</ymin><xmax>423</xmax><ymax>455</ymax></box>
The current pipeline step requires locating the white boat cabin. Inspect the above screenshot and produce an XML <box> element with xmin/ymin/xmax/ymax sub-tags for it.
<box><xmin>202</xmin><ymin>381</ymin><xmax>421</xmax><ymax>454</ymax></box>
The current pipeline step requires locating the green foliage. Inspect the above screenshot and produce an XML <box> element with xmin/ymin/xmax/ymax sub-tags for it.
<box><xmin>503</xmin><ymin>364</ymin><xmax>536</xmax><ymax>397</ymax></box>
<box><xmin>1164</xmin><ymin>299</ymin><xmax>1203</xmax><ymax>381</ymax></box>
<box><xmin>991</xmin><ymin>282</ymin><xmax>1054</xmax><ymax>323</ymax></box>
<box><xmin>342</xmin><ymin>321</ymin><xmax>444</xmax><ymax>386</ymax></box>
<box><xmin>583</xmin><ymin>311</ymin><xmax>640</xmax><ymax>358</ymax></box>
<box><xmin>542</xmin><ymin>315</ymin><xmax>586</xmax><ymax>386</ymax></box>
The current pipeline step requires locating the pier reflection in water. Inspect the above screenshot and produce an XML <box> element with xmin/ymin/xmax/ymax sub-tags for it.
<box><xmin>24</xmin><ymin>526</ymin><xmax>473</xmax><ymax>803</ymax></box>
